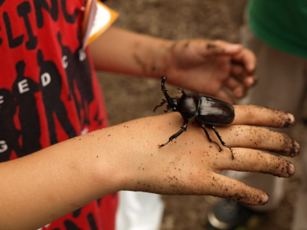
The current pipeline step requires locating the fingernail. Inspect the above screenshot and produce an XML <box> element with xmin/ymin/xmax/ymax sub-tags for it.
<box><xmin>292</xmin><ymin>141</ymin><xmax>300</xmax><ymax>157</ymax></box>
<box><xmin>282</xmin><ymin>113</ymin><xmax>295</xmax><ymax>128</ymax></box>
<box><xmin>244</xmin><ymin>77</ymin><xmax>254</xmax><ymax>87</ymax></box>
<box><xmin>248</xmin><ymin>63</ymin><xmax>256</xmax><ymax>72</ymax></box>
<box><xmin>280</xmin><ymin>136</ymin><xmax>300</xmax><ymax>157</ymax></box>
<box><xmin>288</xmin><ymin>163</ymin><xmax>295</xmax><ymax>175</ymax></box>
<box><xmin>234</xmin><ymin>88</ymin><xmax>243</xmax><ymax>98</ymax></box>
<box><xmin>287</xmin><ymin>113</ymin><xmax>295</xmax><ymax>125</ymax></box>
<box><xmin>261</xmin><ymin>193</ymin><xmax>269</xmax><ymax>204</ymax></box>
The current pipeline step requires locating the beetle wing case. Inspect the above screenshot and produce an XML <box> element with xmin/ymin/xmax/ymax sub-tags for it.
<box><xmin>198</xmin><ymin>96</ymin><xmax>235</xmax><ymax>125</ymax></box>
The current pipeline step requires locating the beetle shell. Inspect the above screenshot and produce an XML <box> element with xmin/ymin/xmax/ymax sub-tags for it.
<box><xmin>198</xmin><ymin>96</ymin><xmax>235</xmax><ymax>125</ymax></box>
<box><xmin>177</xmin><ymin>93</ymin><xmax>199</xmax><ymax>120</ymax></box>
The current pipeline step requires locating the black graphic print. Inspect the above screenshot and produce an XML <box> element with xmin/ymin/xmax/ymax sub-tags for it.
<box><xmin>58</xmin><ymin>30</ymin><xmax>98</xmax><ymax>127</ymax></box>
<box><xmin>64</xmin><ymin>220</ymin><xmax>82</xmax><ymax>230</ymax></box>
<box><xmin>17</xmin><ymin>2</ymin><xmax>38</xmax><ymax>50</ymax></box>
<box><xmin>3</xmin><ymin>11</ymin><xmax>24</xmax><ymax>49</ymax></box>
<box><xmin>37</xmin><ymin>49</ymin><xmax>77</xmax><ymax>145</ymax></box>
<box><xmin>0</xmin><ymin>1</ymin><xmax>104</xmax><ymax>160</ymax></box>
<box><xmin>12</xmin><ymin>61</ymin><xmax>41</xmax><ymax>156</ymax></box>
<box><xmin>73</xmin><ymin>47</ymin><xmax>95</xmax><ymax>126</ymax></box>
<box><xmin>34</xmin><ymin>0</ymin><xmax>59</xmax><ymax>28</ymax></box>
<box><xmin>57</xmin><ymin>32</ymin><xmax>83</xmax><ymax>123</ymax></box>
<box><xmin>0</xmin><ymin>25</ymin><xmax>2</xmax><ymax>46</ymax></box>
<box><xmin>0</xmin><ymin>88</ymin><xmax>21</xmax><ymax>160</ymax></box>
<box><xmin>73</xmin><ymin>208</ymin><xmax>82</xmax><ymax>218</ymax></box>
<box><xmin>87</xmin><ymin>213</ymin><xmax>99</xmax><ymax>230</ymax></box>
<box><xmin>61</xmin><ymin>0</ymin><xmax>79</xmax><ymax>24</ymax></box>
<box><xmin>73</xmin><ymin>28</ymin><xmax>103</xmax><ymax>127</ymax></box>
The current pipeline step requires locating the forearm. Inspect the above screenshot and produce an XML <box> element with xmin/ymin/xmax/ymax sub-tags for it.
<box><xmin>0</xmin><ymin>126</ymin><xmax>126</xmax><ymax>230</ymax></box>
<box><xmin>89</xmin><ymin>27</ymin><xmax>257</xmax><ymax>102</ymax></box>
<box><xmin>0</xmin><ymin>114</ymin><xmax>180</xmax><ymax>229</ymax></box>
<box><xmin>89</xmin><ymin>26</ymin><xmax>173</xmax><ymax>78</ymax></box>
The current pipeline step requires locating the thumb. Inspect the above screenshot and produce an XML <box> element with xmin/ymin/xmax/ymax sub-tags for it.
<box><xmin>213</xmin><ymin>40</ymin><xmax>243</xmax><ymax>54</ymax></box>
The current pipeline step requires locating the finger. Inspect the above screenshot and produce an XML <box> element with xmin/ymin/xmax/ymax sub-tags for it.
<box><xmin>230</xmin><ymin>63</ymin><xmax>257</xmax><ymax>88</ymax></box>
<box><xmin>198</xmin><ymin>40</ymin><xmax>243</xmax><ymax>57</ymax></box>
<box><xmin>229</xmin><ymin>125</ymin><xmax>300</xmax><ymax>157</ymax></box>
<box><xmin>232</xmin><ymin>48</ymin><xmax>257</xmax><ymax>73</ymax></box>
<box><xmin>231</xmin><ymin>63</ymin><xmax>246</xmax><ymax>78</ymax></box>
<box><xmin>213</xmin><ymin>148</ymin><xmax>295</xmax><ymax>177</ymax></box>
<box><xmin>208</xmin><ymin>173</ymin><xmax>269</xmax><ymax>205</ymax></box>
<box><xmin>232</xmin><ymin>105</ymin><xmax>295</xmax><ymax>128</ymax></box>
<box><xmin>223</xmin><ymin>77</ymin><xmax>246</xmax><ymax>98</ymax></box>
<box><xmin>212</xmin><ymin>40</ymin><xmax>243</xmax><ymax>54</ymax></box>
<box><xmin>243</xmin><ymin>74</ymin><xmax>258</xmax><ymax>88</ymax></box>
<box><xmin>218</xmin><ymin>126</ymin><xmax>300</xmax><ymax>157</ymax></box>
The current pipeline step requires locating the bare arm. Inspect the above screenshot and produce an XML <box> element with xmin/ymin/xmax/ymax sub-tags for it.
<box><xmin>0</xmin><ymin>105</ymin><xmax>299</xmax><ymax>230</ymax></box>
<box><xmin>89</xmin><ymin>26</ymin><xmax>172</xmax><ymax>78</ymax></box>
<box><xmin>89</xmin><ymin>27</ymin><xmax>257</xmax><ymax>102</ymax></box>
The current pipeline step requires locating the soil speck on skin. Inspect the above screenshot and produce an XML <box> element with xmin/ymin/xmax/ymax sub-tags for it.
<box><xmin>207</xmin><ymin>43</ymin><xmax>216</xmax><ymax>49</ymax></box>
<box><xmin>99</xmin><ymin>1</ymin><xmax>301</xmax><ymax>230</ymax></box>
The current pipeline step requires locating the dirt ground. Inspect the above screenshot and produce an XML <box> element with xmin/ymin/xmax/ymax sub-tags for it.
<box><xmin>97</xmin><ymin>1</ymin><xmax>303</xmax><ymax>229</ymax></box>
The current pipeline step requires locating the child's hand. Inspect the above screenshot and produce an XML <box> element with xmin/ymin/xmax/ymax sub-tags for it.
<box><xmin>165</xmin><ymin>39</ymin><xmax>257</xmax><ymax>103</ymax></box>
<box><xmin>115</xmin><ymin>105</ymin><xmax>298</xmax><ymax>205</ymax></box>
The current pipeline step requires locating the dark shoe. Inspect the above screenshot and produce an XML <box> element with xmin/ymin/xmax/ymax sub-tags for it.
<box><xmin>206</xmin><ymin>199</ymin><xmax>259</xmax><ymax>230</ymax></box>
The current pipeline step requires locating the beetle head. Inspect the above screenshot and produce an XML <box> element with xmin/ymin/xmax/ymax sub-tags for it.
<box><xmin>153</xmin><ymin>93</ymin><xmax>178</xmax><ymax>113</ymax></box>
<box><xmin>165</xmin><ymin>96</ymin><xmax>178</xmax><ymax>112</ymax></box>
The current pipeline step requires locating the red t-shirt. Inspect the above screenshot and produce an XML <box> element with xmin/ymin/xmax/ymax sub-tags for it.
<box><xmin>0</xmin><ymin>0</ymin><xmax>117</xmax><ymax>229</ymax></box>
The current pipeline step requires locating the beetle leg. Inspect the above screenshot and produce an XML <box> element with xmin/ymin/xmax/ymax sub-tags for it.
<box><xmin>159</xmin><ymin>119</ymin><xmax>189</xmax><ymax>148</ymax></box>
<box><xmin>196</xmin><ymin>119</ymin><xmax>223</xmax><ymax>152</ymax></box>
<box><xmin>153</xmin><ymin>99</ymin><xmax>167</xmax><ymax>112</ymax></box>
<box><xmin>208</xmin><ymin>125</ymin><xmax>235</xmax><ymax>160</ymax></box>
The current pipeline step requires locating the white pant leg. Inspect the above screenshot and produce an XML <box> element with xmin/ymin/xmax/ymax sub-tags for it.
<box><xmin>116</xmin><ymin>191</ymin><xmax>164</xmax><ymax>230</ymax></box>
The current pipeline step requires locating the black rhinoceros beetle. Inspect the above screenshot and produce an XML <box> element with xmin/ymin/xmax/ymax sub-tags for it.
<box><xmin>154</xmin><ymin>76</ymin><xmax>235</xmax><ymax>159</ymax></box>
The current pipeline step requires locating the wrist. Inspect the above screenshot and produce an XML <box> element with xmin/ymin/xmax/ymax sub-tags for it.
<box><xmin>107</xmin><ymin>113</ymin><xmax>184</xmax><ymax>193</ymax></box>
<box><xmin>136</xmin><ymin>37</ymin><xmax>174</xmax><ymax>79</ymax></box>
